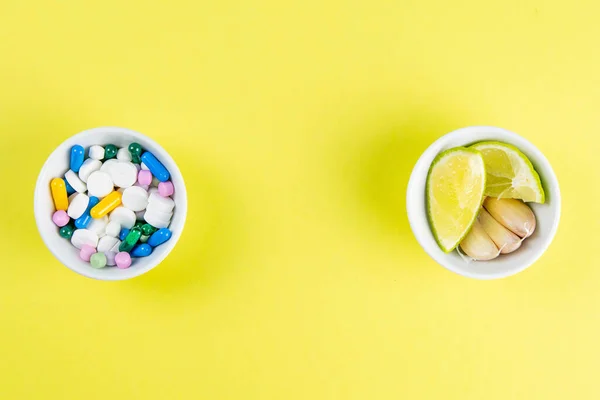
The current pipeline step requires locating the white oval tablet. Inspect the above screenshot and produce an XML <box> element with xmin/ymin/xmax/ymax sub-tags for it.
<box><xmin>65</xmin><ymin>170</ymin><xmax>87</xmax><ymax>193</ymax></box>
<box><xmin>88</xmin><ymin>216</ymin><xmax>108</xmax><ymax>237</ymax></box>
<box><xmin>89</xmin><ymin>145</ymin><xmax>105</xmax><ymax>160</ymax></box>
<box><xmin>117</xmin><ymin>148</ymin><xmax>132</xmax><ymax>161</ymax></box>
<box><xmin>109</xmin><ymin>161</ymin><xmax>138</xmax><ymax>188</ymax></box>
<box><xmin>143</xmin><ymin>209</ymin><xmax>171</xmax><ymax>229</ymax></box>
<box><xmin>71</xmin><ymin>229</ymin><xmax>99</xmax><ymax>249</ymax></box>
<box><xmin>122</xmin><ymin>186</ymin><xmax>149</xmax><ymax>212</ymax></box>
<box><xmin>97</xmin><ymin>235</ymin><xmax>119</xmax><ymax>252</ymax></box>
<box><xmin>105</xmin><ymin>221</ymin><xmax>121</xmax><ymax>237</ymax></box>
<box><xmin>78</xmin><ymin>158</ymin><xmax>102</xmax><ymax>183</ymax></box>
<box><xmin>109</xmin><ymin>206</ymin><xmax>136</xmax><ymax>229</ymax></box>
<box><xmin>67</xmin><ymin>193</ymin><xmax>89</xmax><ymax>219</ymax></box>
<box><xmin>87</xmin><ymin>171</ymin><xmax>114</xmax><ymax>198</ymax></box>
<box><xmin>148</xmin><ymin>191</ymin><xmax>175</xmax><ymax>212</ymax></box>
<box><xmin>145</xmin><ymin>202</ymin><xmax>173</xmax><ymax>220</ymax></box>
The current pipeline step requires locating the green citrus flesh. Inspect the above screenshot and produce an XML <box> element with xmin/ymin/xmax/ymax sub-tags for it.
<box><xmin>426</xmin><ymin>147</ymin><xmax>486</xmax><ymax>252</ymax></box>
<box><xmin>470</xmin><ymin>141</ymin><xmax>545</xmax><ymax>203</ymax></box>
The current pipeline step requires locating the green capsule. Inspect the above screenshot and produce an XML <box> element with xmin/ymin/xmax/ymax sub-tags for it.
<box><xmin>141</xmin><ymin>223</ymin><xmax>157</xmax><ymax>236</ymax></box>
<box><xmin>140</xmin><ymin>234</ymin><xmax>150</xmax><ymax>243</ymax></box>
<box><xmin>59</xmin><ymin>223</ymin><xmax>75</xmax><ymax>239</ymax></box>
<box><xmin>90</xmin><ymin>252</ymin><xmax>107</xmax><ymax>268</ymax></box>
<box><xmin>128</xmin><ymin>142</ymin><xmax>143</xmax><ymax>164</ymax></box>
<box><xmin>104</xmin><ymin>144</ymin><xmax>118</xmax><ymax>160</ymax></box>
<box><xmin>119</xmin><ymin>226</ymin><xmax>142</xmax><ymax>252</ymax></box>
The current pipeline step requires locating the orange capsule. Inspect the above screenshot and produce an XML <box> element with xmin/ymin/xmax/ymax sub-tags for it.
<box><xmin>90</xmin><ymin>191</ymin><xmax>122</xmax><ymax>219</ymax></box>
<box><xmin>50</xmin><ymin>178</ymin><xmax>68</xmax><ymax>211</ymax></box>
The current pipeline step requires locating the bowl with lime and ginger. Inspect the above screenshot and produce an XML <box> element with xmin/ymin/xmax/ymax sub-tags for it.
<box><xmin>407</xmin><ymin>126</ymin><xmax>560</xmax><ymax>280</ymax></box>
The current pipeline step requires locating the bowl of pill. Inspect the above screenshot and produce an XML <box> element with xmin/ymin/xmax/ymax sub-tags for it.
<box><xmin>406</xmin><ymin>126</ymin><xmax>560</xmax><ymax>279</ymax></box>
<box><xmin>34</xmin><ymin>126</ymin><xmax>187</xmax><ymax>280</ymax></box>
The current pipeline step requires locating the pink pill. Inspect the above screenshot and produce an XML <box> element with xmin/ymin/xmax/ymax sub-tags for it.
<box><xmin>80</xmin><ymin>244</ymin><xmax>97</xmax><ymax>262</ymax></box>
<box><xmin>115</xmin><ymin>252</ymin><xmax>132</xmax><ymax>269</ymax></box>
<box><xmin>138</xmin><ymin>170</ymin><xmax>152</xmax><ymax>186</ymax></box>
<box><xmin>52</xmin><ymin>210</ymin><xmax>70</xmax><ymax>227</ymax></box>
<box><xmin>158</xmin><ymin>181</ymin><xmax>174</xmax><ymax>197</ymax></box>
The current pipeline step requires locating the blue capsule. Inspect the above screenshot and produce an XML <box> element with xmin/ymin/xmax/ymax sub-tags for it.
<box><xmin>131</xmin><ymin>244</ymin><xmax>153</xmax><ymax>257</ymax></box>
<box><xmin>74</xmin><ymin>196</ymin><xmax>99</xmax><ymax>229</ymax></box>
<box><xmin>147</xmin><ymin>228</ymin><xmax>172</xmax><ymax>247</ymax></box>
<box><xmin>140</xmin><ymin>152</ymin><xmax>170</xmax><ymax>182</ymax></box>
<box><xmin>119</xmin><ymin>228</ymin><xmax>130</xmax><ymax>241</ymax></box>
<box><xmin>70</xmin><ymin>145</ymin><xmax>85</xmax><ymax>173</ymax></box>
<box><xmin>63</xmin><ymin>178</ymin><xmax>76</xmax><ymax>195</ymax></box>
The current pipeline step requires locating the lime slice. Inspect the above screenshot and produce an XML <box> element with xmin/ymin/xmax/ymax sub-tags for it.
<box><xmin>470</xmin><ymin>141</ymin><xmax>545</xmax><ymax>203</ymax></box>
<box><xmin>427</xmin><ymin>147</ymin><xmax>486</xmax><ymax>252</ymax></box>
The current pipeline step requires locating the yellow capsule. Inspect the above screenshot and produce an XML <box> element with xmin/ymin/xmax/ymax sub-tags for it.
<box><xmin>50</xmin><ymin>178</ymin><xmax>68</xmax><ymax>211</ymax></box>
<box><xmin>90</xmin><ymin>191</ymin><xmax>122</xmax><ymax>219</ymax></box>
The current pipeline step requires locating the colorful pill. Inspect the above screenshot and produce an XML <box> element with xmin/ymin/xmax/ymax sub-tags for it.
<box><xmin>131</xmin><ymin>244</ymin><xmax>152</xmax><ymax>257</ymax></box>
<box><xmin>104</xmin><ymin>144</ymin><xmax>118</xmax><ymax>160</ymax></box>
<box><xmin>50</xmin><ymin>178</ymin><xmax>69</xmax><ymax>211</ymax></box>
<box><xmin>138</xmin><ymin>170</ymin><xmax>152</xmax><ymax>186</ymax></box>
<box><xmin>128</xmin><ymin>142</ymin><xmax>143</xmax><ymax>164</ymax></box>
<box><xmin>80</xmin><ymin>244</ymin><xmax>97</xmax><ymax>262</ymax></box>
<box><xmin>147</xmin><ymin>228</ymin><xmax>172</xmax><ymax>247</ymax></box>
<box><xmin>90</xmin><ymin>191</ymin><xmax>122</xmax><ymax>219</ymax></box>
<box><xmin>52</xmin><ymin>210</ymin><xmax>70</xmax><ymax>227</ymax></box>
<box><xmin>115</xmin><ymin>252</ymin><xmax>132</xmax><ymax>269</ymax></box>
<box><xmin>158</xmin><ymin>181</ymin><xmax>174</xmax><ymax>197</ymax></box>
<box><xmin>119</xmin><ymin>226</ymin><xmax>142</xmax><ymax>252</ymax></box>
<box><xmin>74</xmin><ymin>196</ymin><xmax>100</xmax><ymax>229</ymax></box>
<box><xmin>90</xmin><ymin>252</ymin><xmax>107</xmax><ymax>268</ymax></box>
<box><xmin>70</xmin><ymin>145</ymin><xmax>85</xmax><ymax>172</ymax></box>
<box><xmin>141</xmin><ymin>223</ymin><xmax>157</xmax><ymax>236</ymax></box>
<box><xmin>141</xmin><ymin>152</ymin><xmax>170</xmax><ymax>182</ymax></box>
<box><xmin>63</xmin><ymin>178</ymin><xmax>76</xmax><ymax>195</ymax></box>
<box><xmin>59</xmin><ymin>223</ymin><xmax>75</xmax><ymax>239</ymax></box>
<box><xmin>119</xmin><ymin>228</ymin><xmax>130</xmax><ymax>241</ymax></box>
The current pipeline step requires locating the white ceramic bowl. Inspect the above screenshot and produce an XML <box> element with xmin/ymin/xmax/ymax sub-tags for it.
<box><xmin>34</xmin><ymin>127</ymin><xmax>187</xmax><ymax>281</ymax></box>
<box><xmin>406</xmin><ymin>126</ymin><xmax>560</xmax><ymax>279</ymax></box>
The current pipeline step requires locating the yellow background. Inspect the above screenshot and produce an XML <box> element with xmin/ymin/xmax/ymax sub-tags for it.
<box><xmin>0</xmin><ymin>0</ymin><xmax>595</xmax><ymax>398</ymax></box>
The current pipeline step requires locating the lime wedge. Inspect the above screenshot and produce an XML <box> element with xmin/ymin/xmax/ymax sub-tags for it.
<box><xmin>427</xmin><ymin>147</ymin><xmax>486</xmax><ymax>252</ymax></box>
<box><xmin>470</xmin><ymin>141</ymin><xmax>545</xmax><ymax>203</ymax></box>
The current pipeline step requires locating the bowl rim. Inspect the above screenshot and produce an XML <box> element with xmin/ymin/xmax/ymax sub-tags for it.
<box><xmin>406</xmin><ymin>126</ymin><xmax>561</xmax><ymax>280</ymax></box>
<box><xmin>34</xmin><ymin>126</ymin><xmax>188</xmax><ymax>281</ymax></box>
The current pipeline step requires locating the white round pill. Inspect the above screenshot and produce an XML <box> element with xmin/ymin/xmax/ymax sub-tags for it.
<box><xmin>65</xmin><ymin>170</ymin><xmax>87</xmax><ymax>193</ymax></box>
<box><xmin>89</xmin><ymin>145</ymin><xmax>105</xmax><ymax>160</ymax></box>
<box><xmin>122</xmin><ymin>186</ymin><xmax>149</xmax><ymax>212</ymax></box>
<box><xmin>145</xmin><ymin>202</ymin><xmax>173</xmax><ymax>220</ymax></box>
<box><xmin>143</xmin><ymin>209</ymin><xmax>172</xmax><ymax>229</ymax></box>
<box><xmin>148</xmin><ymin>191</ymin><xmax>175</xmax><ymax>213</ymax></box>
<box><xmin>100</xmin><ymin>159</ymin><xmax>118</xmax><ymax>173</ymax></box>
<box><xmin>109</xmin><ymin>161</ymin><xmax>137</xmax><ymax>188</ymax></box>
<box><xmin>78</xmin><ymin>159</ymin><xmax>102</xmax><ymax>183</ymax></box>
<box><xmin>109</xmin><ymin>206</ymin><xmax>136</xmax><ymax>229</ymax></box>
<box><xmin>67</xmin><ymin>193</ymin><xmax>89</xmax><ymax>219</ymax></box>
<box><xmin>87</xmin><ymin>171</ymin><xmax>114</xmax><ymax>198</ymax></box>
<box><xmin>88</xmin><ymin>216</ymin><xmax>108</xmax><ymax>237</ymax></box>
<box><xmin>117</xmin><ymin>148</ymin><xmax>132</xmax><ymax>161</ymax></box>
<box><xmin>71</xmin><ymin>229</ymin><xmax>99</xmax><ymax>249</ymax></box>
<box><xmin>105</xmin><ymin>221</ymin><xmax>121</xmax><ymax>237</ymax></box>
<box><xmin>97</xmin><ymin>235</ymin><xmax>119</xmax><ymax>252</ymax></box>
